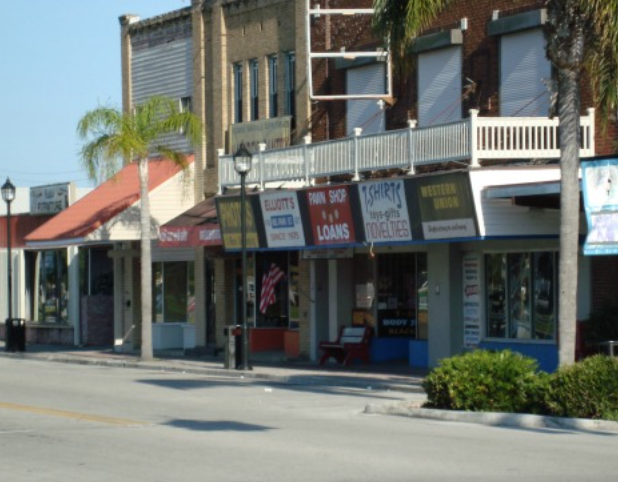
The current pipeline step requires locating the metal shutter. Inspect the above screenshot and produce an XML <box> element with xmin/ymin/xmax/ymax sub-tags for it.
<box><xmin>500</xmin><ymin>29</ymin><xmax>551</xmax><ymax>116</ymax></box>
<box><xmin>418</xmin><ymin>46</ymin><xmax>462</xmax><ymax>126</ymax></box>
<box><xmin>346</xmin><ymin>63</ymin><xmax>386</xmax><ymax>136</ymax></box>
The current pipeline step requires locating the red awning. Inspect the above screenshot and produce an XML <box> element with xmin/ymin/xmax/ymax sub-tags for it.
<box><xmin>159</xmin><ymin>197</ymin><xmax>222</xmax><ymax>248</ymax></box>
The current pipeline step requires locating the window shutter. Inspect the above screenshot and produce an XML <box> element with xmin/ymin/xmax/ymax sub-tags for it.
<box><xmin>500</xmin><ymin>29</ymin><xmax>551</xmax><ymax>116</ymax></box>
<box><xmin>418</xmin><ymin>46</ymin><xmax>462</xmax><ymax>126</ymax></box>
<box><xmin>346</xmin><ymin>63</ymin><xmax>386</xmax><ymax>136</ymax></box>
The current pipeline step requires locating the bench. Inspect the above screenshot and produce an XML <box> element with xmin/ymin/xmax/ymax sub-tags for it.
<box><xmin>318</xmin><ymin>326</ymin><xmax>373</xmax><ymax>366</ymax></box>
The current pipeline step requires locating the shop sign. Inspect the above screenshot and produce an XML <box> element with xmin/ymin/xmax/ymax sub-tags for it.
<box><xmin>30</xmin><ymin>183</ymin><xmax>73</xmax><ymax>215</ymax></box>
<box><xmin>358</xmin><ymin>179</ymin><xmax>413</xmax><ymax>243</ymax></box>
<box><xmin>581</xmin><ymin>158</ymin><xmax>618</xmax><ymax>255</ymax></box>
<box><xmin>462</xmin><ymin>253</ymin><xmax>482</xmax><ymax>348</ymax></box>
<box><xmin>159</xmin><ymin>224</ymin><xmax>222</xmax><ymax>248</ymax></box>
<box><xmin>259</xmin><ymin>191</ymin><xmax>306</xmax><ymax>248</ymax></box>
<box><xmin>229</xmin><ymin>116</ymin><xmax>291</xmax><ymax>154</ymax></box>
<box><xmin>301</xmin><ymin>248</ymin><xmax>353</xmax><ymax>259</ymax></box>
<box><xmin>377</xmin><ymin>309</ymin><xmax>416</xmax><ymax>337</ymax></box>
<box><xmin>305</xmin><ymin>185</ymin><xmax>356</xmax><ymax>245</ymax></box>
<box><xmin>407</xmin><ymin>172</ymin><xmax>478</xmax><ymax>240</ymax></box>
<box><xmin>216</xmin><ymin>197</ymin><xmax>260</xmax><ymax>250</ymax></box>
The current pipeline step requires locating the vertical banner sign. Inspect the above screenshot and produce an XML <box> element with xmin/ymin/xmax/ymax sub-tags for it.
<box><xmin>358</xmin><ymin>180</ymin><xmax>412</xmax><ymax>243</ymax></box>
<box><xmin>581</xmin><ymin>158</ymin><xmax>618</xmax><ymax>255</ymax></box>
<box><xmin>305</xmin><ymin>185</ymin><xmax>356</xmax><ymax>245</ymax></box>
<box><xmin>462</xmin><ymin>253</ymin><xmax>482</xmax><ymax>348</ymax></box>
<box><xmin>216</xmin><ymin>197</ymin><xmax>260</xmax><ymax>250</ymax></box>
<box><xmin>259</xmin><ymin>191</ymin><xmax>306</xmax><ymax>248</ymax></box>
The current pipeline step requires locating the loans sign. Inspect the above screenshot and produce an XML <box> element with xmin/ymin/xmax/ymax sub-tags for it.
<box><xmin>305</xmin><ymin>185</ymin><xmax>356</xmax><ymax>245</ymax></box>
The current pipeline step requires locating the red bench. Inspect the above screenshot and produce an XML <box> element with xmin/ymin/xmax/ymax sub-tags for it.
<box><xmin>319</xmin><ymin>326</ymin><xmax>373</xmax><ymax>366</ymax></box>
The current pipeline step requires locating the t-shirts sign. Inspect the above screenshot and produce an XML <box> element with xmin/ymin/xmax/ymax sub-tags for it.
<box><xmin>358</xmin><ymin>180</ymin><xmax>412</xmax><ymax>243</ymax></box>
<box><xmin>260</xmin><ymin>191</ymin><xmax>306</xmax><ymax>248</ymax></box>
<box><xmin>306</xmin><ymin>185</ymin><xmax>356</xmax><ymax>245</ymax></box>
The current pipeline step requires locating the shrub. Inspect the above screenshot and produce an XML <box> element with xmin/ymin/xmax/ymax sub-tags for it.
<box><xmin>544</xmin><ymin>355</ymin><xmax>618</xmax><ymax>421</ymax></box>
<box><xmin>422</xmin><ymin>349</ymin><xmax>547</xmax><ymax>413</ymax></box>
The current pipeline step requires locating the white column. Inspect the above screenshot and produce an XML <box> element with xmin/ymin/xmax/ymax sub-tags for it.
<box><xmin>68</xmin><ymin>246</ymin><xmax>80</xmax><ymax>346</ymax></box>
<box><xmin>328</xmin><ymin>259</ymin><xmax>338</xmax><ymax>340</ymax></box>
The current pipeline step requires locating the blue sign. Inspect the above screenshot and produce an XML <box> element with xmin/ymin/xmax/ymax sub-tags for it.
<box><xmin>581</xmin><ymin>158</ymin><xmax>618</xmax><ymax>255</ymax></box>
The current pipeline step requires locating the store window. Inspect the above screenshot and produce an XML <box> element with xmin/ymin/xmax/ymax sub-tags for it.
<box><xmin>485</xmin><ymin>252</ymin><xmax>556</xmax><ymax>340</ymax></box>
<box><xmin>152</xmin><ymin>261</ymin><xmax>195</xmax><ymax>324</ymax></box>
<box><xmin>238</xmin><ymin>252</ymin><xmax>297</xmax><ymax>328</ymax></box>
<box><xmin>375</xmin><ymin>253</ymin><xmax>428</xmax><ymax>339</ymax></box>
<box><xmin>80</xmin><ymin>247</ymin><xmax>113</xmax><ymax>296</ymax></box>
<box><xmin>27</xmin><ymin>250</ymin><xmax>68</xmax><ymax>324</ymax></box>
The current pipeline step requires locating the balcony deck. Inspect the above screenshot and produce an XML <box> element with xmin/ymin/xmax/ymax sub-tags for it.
<box><xmin>218</xmin><ymin>109</ymin><xmax>595</xmax><ymax>191</ymax></box>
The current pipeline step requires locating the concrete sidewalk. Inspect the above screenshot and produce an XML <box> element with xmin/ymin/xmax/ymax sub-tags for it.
<box><xmin>0</xmin><ymin>342</ymin><xmax>428</xmax><ymax>398</ymax></box>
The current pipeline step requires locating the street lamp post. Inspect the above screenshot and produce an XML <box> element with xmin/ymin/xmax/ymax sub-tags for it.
<box><xmin>2</xmin><ymin>178</ymin><xmax>16</xmax><ymax>350</ymax></box>
<box><xmin>233</xmin><ymin>143</ymin><xmax>253</xmax><ymax>371</ymax></box>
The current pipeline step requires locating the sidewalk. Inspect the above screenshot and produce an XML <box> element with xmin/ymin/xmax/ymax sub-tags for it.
<box><xmin>0</xmin><ymin>342</ymin><xmax>428</xmax><ymax>398</ymax></box>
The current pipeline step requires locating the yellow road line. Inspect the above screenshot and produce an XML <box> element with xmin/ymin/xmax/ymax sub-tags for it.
<box><xmin>0</xmin><ymin>402</ymin><xmax>148</xmax><ymax>426</ymax></box>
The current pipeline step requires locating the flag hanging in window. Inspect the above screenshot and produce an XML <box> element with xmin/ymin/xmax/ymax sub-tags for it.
<box><xmin>259</xmin><ymin>263</ymin><xmax>285</xmax><ymax>314</ymax></box>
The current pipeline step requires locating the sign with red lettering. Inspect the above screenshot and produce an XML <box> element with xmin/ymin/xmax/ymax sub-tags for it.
<box><xmin>305</xmin><ymin>185</ymin><xmax>356</xmax><ymax>245</ymax></box>
<box><xmin>259</xmin><ymin>191</ymin><xmax>306</xmax><ymax>248</ymax></box>
<box><xmin>358</xmin><ymin>180</ymin><xmax>413</xmax><ymax>243</ymax></box>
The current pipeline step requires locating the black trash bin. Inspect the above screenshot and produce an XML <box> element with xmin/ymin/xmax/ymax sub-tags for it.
<box><xmin>223</xmin><ymin>325</ymin><xmax>242</xmax><ymax>369</ymax></box>
<box><xmin>5</xmin><ymin>318</ymin><xmax>26</xmax><ymax>353</ymax></box>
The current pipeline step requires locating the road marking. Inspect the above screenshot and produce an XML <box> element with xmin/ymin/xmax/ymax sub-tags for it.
<box><xmin>0</xmin><ymin>402</ymin><xmax>148</xmax><ymax>426</ymax></box>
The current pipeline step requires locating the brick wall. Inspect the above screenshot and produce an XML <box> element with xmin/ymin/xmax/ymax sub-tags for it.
<box><xmin>308</xmin><ymin>0</ymin><xmax>617</xmax><ymax>155</ymax></box>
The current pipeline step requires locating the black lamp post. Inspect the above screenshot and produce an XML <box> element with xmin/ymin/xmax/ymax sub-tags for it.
<box><xmin>233</xmin><ymin>143</ymin><xmax>253</xmax><ymax>371</ymax></box>
<box><xmin>2</xmin><ymin>178</ymin><xmax>16</xmax><ymax>346</ymax></box>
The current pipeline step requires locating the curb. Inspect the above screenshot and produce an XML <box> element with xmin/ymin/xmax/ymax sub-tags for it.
<box><xmin>364</xmin><ymin>401</ymin><xmax>618</xmax><ymax>433</ymax></box>
<box><xmin>0</xmin><ymin>351</ymin><xmax>425</xmax><ymax>394</ymax></box>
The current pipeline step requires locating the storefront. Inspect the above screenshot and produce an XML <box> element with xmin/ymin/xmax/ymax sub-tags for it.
<box><xmin>25</xmin><ymin>158</ymin><xmax>198</xmax><ymax>349</ymax></box>
<box><xmin>215</xmin><ymin>170</ymin><xmax>480</xmax><ymax>366</ymax></box>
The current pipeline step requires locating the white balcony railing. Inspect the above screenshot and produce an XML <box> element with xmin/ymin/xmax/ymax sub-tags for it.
<box><xmin>218</xmin><ymin>108</ymin><xmax>596</xmax><ymax>191</ymax></box>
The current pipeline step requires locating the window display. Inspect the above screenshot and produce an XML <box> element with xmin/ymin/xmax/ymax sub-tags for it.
<box><xmin>484</xmin><ymin>252</ymin><xmax>556</xmax><ymax>341</ymax></box>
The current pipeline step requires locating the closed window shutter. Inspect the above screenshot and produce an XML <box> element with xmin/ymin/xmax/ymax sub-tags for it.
<box><xmin>500</xmin><ymin>29</ymin><xmax>551</xmax><ymax>116</ymax></box>
<box><xmin>418</xmin><ymin>46</ymin><xmax>462</xmax><ymax>126</ymax></box>
<box><xmin>346</xmin><ymin>63</ymin><xmax>385</xmax><ymax>136</ymax></box>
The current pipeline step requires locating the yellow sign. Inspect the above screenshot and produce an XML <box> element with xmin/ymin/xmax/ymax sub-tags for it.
<box><xmin>229</xmin><ymin>117</ymin><xmax>292</xmax><ymax>154</ymax></box>
<box><xmin>216</xmin><ymin>197</ymin><xmax>260</xmax><ymax>249</ymax></box>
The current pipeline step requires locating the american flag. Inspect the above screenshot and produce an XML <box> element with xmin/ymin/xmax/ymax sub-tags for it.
<box><xmin>259</xmin><ymin>263</ymin><xmax>285</xmax><ymax>314</ymax></box>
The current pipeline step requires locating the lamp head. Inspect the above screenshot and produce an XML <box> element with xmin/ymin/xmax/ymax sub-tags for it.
<box><xmin>233</xmin><ymin>143</ymin><xmax>253</xmax><ymax>175</ymax></box>
<box><xmin>1</xmin><ymin>177</ymin><xmax>16</xmax><ymax>204</ymax></box>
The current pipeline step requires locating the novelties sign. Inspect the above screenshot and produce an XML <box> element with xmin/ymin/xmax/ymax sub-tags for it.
<box><xmin>358</xmin><ymin>180</ymin><xmax>412</xmax><ymax>243</ymax></box>
<box><xmin>305</xmin><ymin>185</ymin><xmax>356</xmax><ymax>245</ymax></box>
<box><xmin>260</xmin><ymin>191</ymin><xmax>306</xmax><ymax>248</ymax></box>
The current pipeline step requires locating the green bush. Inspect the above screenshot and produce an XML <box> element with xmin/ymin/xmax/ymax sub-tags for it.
<box><xmin>544</xmin><ymin>355</ymin><xmax>618</xmax><ymax>421</ymax></box>
<box><xmin>422</xmin><ymin>350</ymin><xmax>547</xmax><ymax>413</ymax></box>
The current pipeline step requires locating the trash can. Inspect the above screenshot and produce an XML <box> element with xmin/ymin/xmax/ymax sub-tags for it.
<box><xmin>5</xmin><ymin>318</ymin><xmax>26</xmax><ymax>353</ymax></box>
<box><xmin>223</xmin><ymin>325</ymin><xmax>242</xmax><ymax>369</ymax></box>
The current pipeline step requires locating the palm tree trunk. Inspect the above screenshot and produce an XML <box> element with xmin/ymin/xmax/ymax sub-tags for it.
<box><xmin>138</xmin><ymin>157</ymin><xmax>154</xmax><ymax>361</ymax></box>
<box><xmin>557</xmin><ymin>66</ymin><xmax>582</xmax><ymax>367</ymax></box>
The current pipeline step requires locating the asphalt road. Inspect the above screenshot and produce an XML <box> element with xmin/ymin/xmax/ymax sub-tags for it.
<box><xmin>1</xmin><ymin>357</ymin><xmax>617</xmax><ymax>482</ymax></box>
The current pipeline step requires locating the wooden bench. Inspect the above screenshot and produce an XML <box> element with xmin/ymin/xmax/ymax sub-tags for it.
<box><xmin>318</xmin><ymin>326</ymin><xmax>373</xmax><ymax>366</ymax></box>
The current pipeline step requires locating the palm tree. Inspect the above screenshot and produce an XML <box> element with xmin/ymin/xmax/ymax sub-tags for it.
<box><xmin>77</xmin><ymin>96</ymin><xmax>202</xmax><ymax>361</ymax></box>
<box><xmin>373</xmin><ymin>0</ymin><xmax>618</xmax><ymax>365</ymax></box>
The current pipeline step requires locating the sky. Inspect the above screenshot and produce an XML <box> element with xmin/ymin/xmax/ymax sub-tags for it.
<box><xmin>1</xmin><ymin>0</ymin><xmax>189</xmax><ymax>188</ymax></box>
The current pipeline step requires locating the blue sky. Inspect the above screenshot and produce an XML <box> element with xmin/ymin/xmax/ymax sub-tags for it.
<box><xmin>1</xmin><ymin>1</ymin><xmax>188</xmax><ymax>187</ymax></box>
